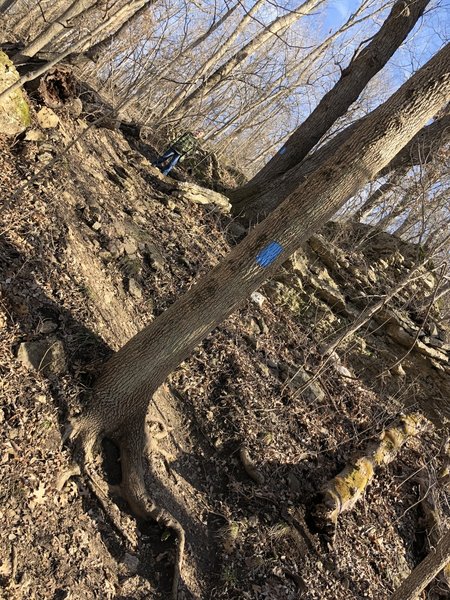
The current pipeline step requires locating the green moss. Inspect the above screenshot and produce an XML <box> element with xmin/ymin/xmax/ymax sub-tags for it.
<box><xmin>0</xmin><ymin>51</ymin><xmax>31</xmax><ymax>135</ymax></box>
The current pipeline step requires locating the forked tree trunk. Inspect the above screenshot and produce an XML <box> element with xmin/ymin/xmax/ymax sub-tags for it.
<box><xmin>229</xmin><ymin>0</ymin><xmax>430</xmax><ymax>211</ymax></box>
<box><xmin>68</xmin><ymin>42</ymin><xmax>450</xmax><ymax>598</ymax></box>
<box><xmin>73</xmin><ymin>42</ymin><xmax>450</xmax><ymax>456</ymax></box>
<box><xmin>231</xmin><ymin>107</ymin><xmax>450</xmax><ymax>221</ymax></box>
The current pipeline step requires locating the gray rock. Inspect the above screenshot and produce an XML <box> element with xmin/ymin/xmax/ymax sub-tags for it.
<box><xmin>335</xmin><ymin>364</ymin><xmax>353</xmax><ymax>378</ymax></box>
<box><xmin>128</xmin><ymin>278</ymin><xmax>143</xmax><ymax>299</ymax></box>
<box><xmin>288</xmin><ymin>367</ymin><xmax>325</xmax><ymax>402</ymax></box>
<box><xmin>67</xmin><ymin>98</ymin><xmax>83</xmax><ymax>118</ymax></box>
<box><xmin>37</xmin><ymin>320</ymin><xmax>58</xmax><ymax>334</ymax></box>
<box><xmin>122</xmin><ymin>553</ymin><xmax>139</xmax><ymax>575</ymax></box>
<box><xmin>123</xmin><ymin>239</ymin><xmax>138</xmax><ymax>255</ymax></box>
<box><xmin>17</xmin><ymin>337</ymin><xmax>67</xmax><ymax>375</ymax></box>
<box><xmin>24</xmin><ymin>129</ymin><xmax>46</xmax><ymax>142</ymax></box>
<box><xmin>390</xmin><ymin>363</ymin><xmax>406</xmax><ymax>377</ymax></box>
<box><xmin>146</xmin><ymin>243</ymin><xmax>165</xmax><ymax>271</ymax></box>
<box><xmin>36</xmin><ymin>107</ymin><xmax>59</xmax><ymax>129</ymax></box>
<box><xmin>227</xmin><ymin>222</ymin><xmax>247</xmax><ymax>239</ymax></box>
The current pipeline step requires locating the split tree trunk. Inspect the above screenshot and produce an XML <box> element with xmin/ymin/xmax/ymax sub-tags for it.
<box><xmin>231</xmin><ymin>105</ymin><xmax>450</xmax><ymax>222</ymax></box>
<box><xmin>229</xmin><ymin>0</ymin><xmax>430</xmax><ymax>215</ymax></box>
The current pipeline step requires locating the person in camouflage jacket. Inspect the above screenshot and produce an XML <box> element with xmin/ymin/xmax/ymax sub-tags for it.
<box><xmin>152</xmin><ymin>130</ymin><xmax>203</xmax><ymax>175</ymax></box>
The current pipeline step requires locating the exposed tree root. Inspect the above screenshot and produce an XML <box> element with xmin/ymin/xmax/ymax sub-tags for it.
<box><xmin>391</xmin><ymin>529</ymin><xmax>450</xmax><ymax>600</ymax></box>
<box><xmin>314</xmin><ymin>413</ymin><xmax>427</xmax><ymax>534</ymax></box>
<box><xmin>239</xmin><ymin>445</ymin><xmax>265</xmax><ymax>485</ymax></box>
<box><xmin>64</xmin><ymin>414</ymin><xmax>185</xmax><ymax>600</ymax></box>
<box><xmin>418</xmin><ymin>469</ymin><xmax>450</xmax><ymax>594</ymax></box>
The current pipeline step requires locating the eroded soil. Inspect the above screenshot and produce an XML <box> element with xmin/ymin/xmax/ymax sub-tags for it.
<box><xmin>1</xmin><ymin>113</ymin><xmax>449</xmax><ymax>600</ymax></box>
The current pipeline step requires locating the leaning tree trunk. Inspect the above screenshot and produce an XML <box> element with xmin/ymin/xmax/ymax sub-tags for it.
<box><xmin>83</xmin><ymin>0</ymin><xmax>152</xmax><ymax>61</ymax></box>
<box><xmin>390</xmin><ymin>529</ymin><xmax>450</xmax><ymax>600</ymax></box>
<box><xmin>352</xmin><ymin>168</ymin><xmax>408</xmax><ymax>223</ymax></box>
<box><xmin>0</xmin><ymin>0</ymin><xmax>19</xmax><ymax>13</ymax></box>
<box><xmin>160</xmin><ymin>0</ymin><xmax>266</xmax><ymax>119</ymax></box>
<box><xmin>71</xmin><ymin>42</ymin><xmax>450</xmax><ymax>525</ymax></box>
<box><xmin>231</xmin><ymin>105</ymin><xmax>450</xmax><ymax>222</ymax></box>
<box><xmin>229</xmin><ymin>0</ymin><xmax>430</xmax><ymax>211</ymax></box>
<box><xmin>12</xmin><ymin>0</ymin><xmax>95</xmax><ymax>63</ymax></box>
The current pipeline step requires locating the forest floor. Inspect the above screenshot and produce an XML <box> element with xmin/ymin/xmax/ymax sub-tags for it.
<box><xmin>0</xmin><ymin>107</ymin><xmax>449</xmax><ymax>600</ymax></box>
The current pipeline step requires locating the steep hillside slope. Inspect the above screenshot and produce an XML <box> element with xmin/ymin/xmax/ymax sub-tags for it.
<box><xmin>1</xmin><ymin>107</ymin><xmax>449</xmax><ymax>600</ymax></box>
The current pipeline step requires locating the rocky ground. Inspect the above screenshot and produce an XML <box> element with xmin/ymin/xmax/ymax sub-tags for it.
<box><xmin>1</xmin><ymin>100</ymin><xmax>449</xmax><ymax>600</ymax></box>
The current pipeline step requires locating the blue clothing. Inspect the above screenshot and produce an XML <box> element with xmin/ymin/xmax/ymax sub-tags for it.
<box><xmin>152</xmin><ymin>147</ymin><xmax>181</xmax><ymax>175</ymax></box>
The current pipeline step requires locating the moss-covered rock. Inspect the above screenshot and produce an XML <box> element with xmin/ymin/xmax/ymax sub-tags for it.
<box><xmin>0</xmin><ymin>51</ymin><xmax>31</xmax><ymax>136</ymax></box>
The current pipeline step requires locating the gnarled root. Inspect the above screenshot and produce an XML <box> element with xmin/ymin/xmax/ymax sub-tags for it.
<box><xmin>64</xmin><ymin>414</ymin><xmax>185</xmax><ymax>600</ymax></box>
<box><xmin>117</xmin><ymin>422</ymin><xmax>185</xmax><ymax>599</ymax></box>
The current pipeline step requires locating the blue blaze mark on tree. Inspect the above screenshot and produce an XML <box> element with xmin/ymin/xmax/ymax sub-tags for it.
<box><xmin>279</xmin><ymin>145</ymin><xmax>286</xmax><ymax>154</ymax></box>
<box><xmin>256</xmin><ymin>242</ymin><xmax>283</xmax><ymax>267</ymax></box>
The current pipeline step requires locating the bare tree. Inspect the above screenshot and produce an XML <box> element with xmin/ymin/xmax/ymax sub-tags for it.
<box><xmin>12</xmin><ymin>0</ymin><xmax>96</xmax><ymax>62</ymax></box>
<box><xmin>229</xmin><ymin>0</ymin><xmax>430</xmax><ymax>216</ymax></box>
<box><xmin>67</xmin><ymin>42</ymin><xmax>450</xmax><ymax>596</ymax></box>
<box><xmin>160</xmin><ymin>0</ymin><xmax>326</xmax><ymax>122</ymax></box>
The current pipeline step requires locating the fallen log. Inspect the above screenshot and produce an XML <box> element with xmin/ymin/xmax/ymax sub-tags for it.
<box><xmin>315</xmin><ymin>413</ymin><xmax>427</xmax><ymax>531</ymax></box>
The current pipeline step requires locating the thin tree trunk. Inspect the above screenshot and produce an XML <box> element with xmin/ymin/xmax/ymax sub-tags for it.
<box><xmin>353</xmin><ymin>168</ymin><xmax>408</xmax><ymax>223</ymax></box>
<box><xmin>13</xmin><ymin>0</ymin><xmax>96</xmax><ymax>62</ymax></box>
<box><xmin>117</xmin><ymin>1</ymin><xmax>242</xmax><ymax>115</ymax></box>
<box><xmin>12</xmin><ymin>0</ymin><xmax>69</xmax><ymax>37</ymax></box>
<box><xmin>183</xmin><ymin>0</ymin><xmax>240</xmax><ymax>54</ymax></box>
<box><xmin>161</xmin><ymin>0</ymin><xmax>325</xmax><ymax>122</ymax></box>
<box><xmin>0</xmin><ymin>0</ymin><xmax>142</xmax><ymax>102</ymax></box>
<box><xmin>230</xmin><ymin>0</ymin><xmax>430</xmax><ymax>208</ymax></box>
<box><xmin>161</xmin><ymin>0</ymin><xmax>267</xmax><ymax>118</ymax></box>
<box><xmin>83</xmin><ymin>0</ymin><xmax>152</xmax><ymax>61</ymax></box>
<box><xmin>0</xmin><ymin>0</ymin><xmax>19</xmax><ymax>13</ymax></box>
<box><xmin>390</xmin><ymin>529</ymin><xmax>450</xmax><ymax>600</ymax></box>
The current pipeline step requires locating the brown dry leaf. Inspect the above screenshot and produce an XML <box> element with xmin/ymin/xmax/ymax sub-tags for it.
<box><xmin>29</xmin><ymin>482</ymin><xmax>46</xmax><ymax>509</ymax></box>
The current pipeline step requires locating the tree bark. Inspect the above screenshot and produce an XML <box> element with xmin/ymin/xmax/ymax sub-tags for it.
<box><xmin>13</xmin><ymin>0</ymin><xmax>96</xmax><ymax>63</ymax></box>
<box><xmin>229</xmin><ymin>0</ymin><xmax>430</xmax><ymax>209</ymax></box>
<box><xmin>378</xmin><ymin>111</ymin><xmax>450</xmax><ymax>176</ymax></box>
<box><xmin>83</xmin><ymin>0</ymin><xmax>152</xmax><ymax>61</ymax></box>
<box><xmin>161</xmin><ymin>0</ymin><xmax>325</xmax><ymax>122</ymax></box>
<box><xmin>0</xmin><ymin>0</ymin><xmax>19</xmax><ymax>13</ymax></box>
<box><xmin>390</xmin><ymin>529</ymin><xmax>450</xmax><ymax>600</ymax></box>
<box><xmin>74</xmin><ymin>42</ymin><xmax>450</xmax><ymax>453</ymax></box>
<box><xmin>231</xmin><ymin>105</ymin><xmax>450</xmax><ymax>222</ymax></box>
